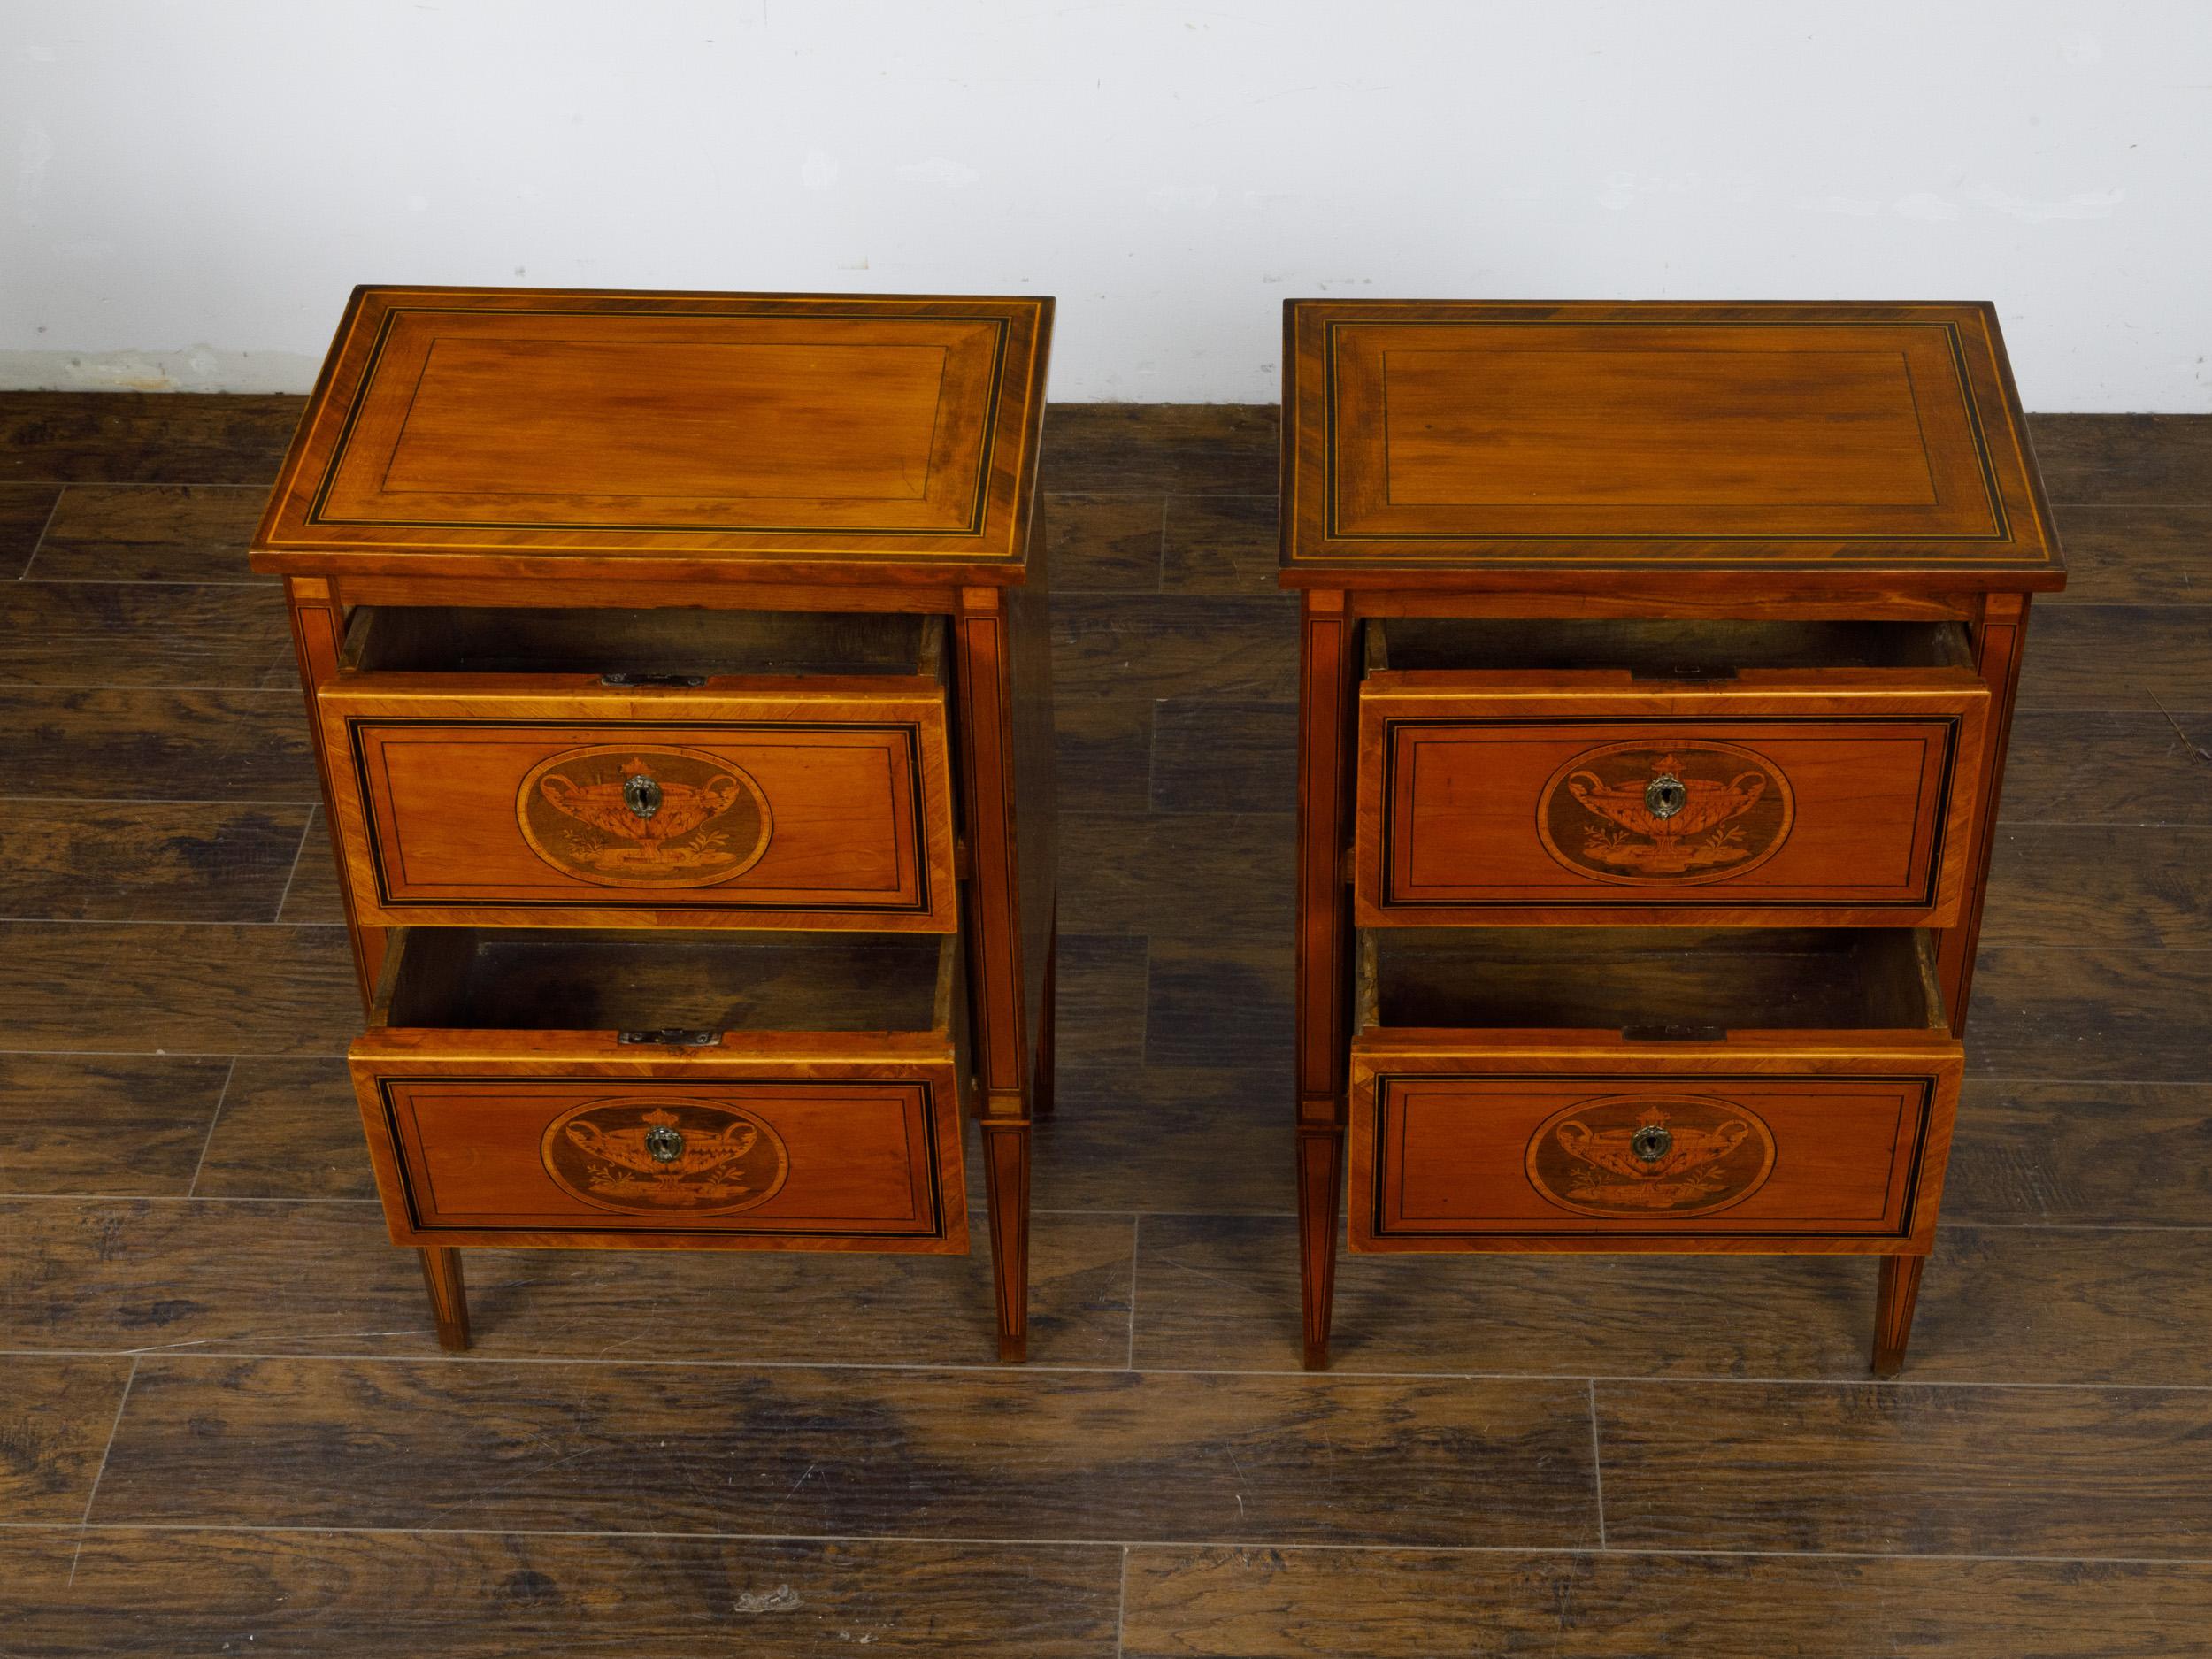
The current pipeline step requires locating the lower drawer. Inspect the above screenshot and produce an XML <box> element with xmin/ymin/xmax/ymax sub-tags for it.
<box><xmin>350</xmin><ymin>928</ymin><xmax>967</xmax><ymax>1252</ymax></box>
<box><xmin>1347</xmin><ymin>929</ymin><xmax>1961</xmax><ymax>1253</ymax></box>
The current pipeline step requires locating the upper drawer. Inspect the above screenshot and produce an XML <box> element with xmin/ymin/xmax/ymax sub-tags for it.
<box><xmin>319</xmin><ymin>607</ymin><xmax>957</xmax><ymax>930</ymax></box>
<box><xmin>1355</xmin><ymin>619</ymin><xmax>1990</xmax><ymax>927</ymax></box>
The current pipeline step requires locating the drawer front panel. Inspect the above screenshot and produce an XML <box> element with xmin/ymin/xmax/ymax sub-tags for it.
<box><xmin>321</xmin><ymin>687</ymin><xmax>956</xmax><ymax>929</ymax></box>
<box><xmin>1356</xmin><ymin>680</ymin><xmax>1987</xmax><ymax>926</ymax></box>
<box><xmin>357</xmin><ymin>1070</ymin><xmax>965</xmax><ymax>1250</ymax></box>
<box><xmin>1348</xmin><ymin>1047</ymin><xmax>1959</xmax><ymax>1251</ymax></box>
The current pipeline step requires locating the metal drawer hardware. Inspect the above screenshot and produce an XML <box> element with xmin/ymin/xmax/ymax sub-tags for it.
<box><xmin>1630</xmin><ymin>664</ymin><xmax>1740</xmax><ymax>682</ymax></box>
<box><xmin>642</xmin><ymin>1124</ymin><xmax>687</xmax><ymax>1163</ymax></box>
<box><xmin>1643</xmin><ymin>772</ymin><xmax>1688</xmax><ymax>819</ymax></box>
<box><xmin>617</xmin><ymin>1028</ymin><xmax>723</xmax><ymax>1048</ymax></box>
<box><xmin>1620</xmin><ymin>1022</ymin><xmax>1725</xmax><ymax>1042</ymax></box>
<box><xmin>621</xmin><ymin>774</ymin><xmax>664</xmax><ymax>819</ymax></box>
<box><xmin>1630</xmin><ymin>1123</ymin><xmax>1675</xmax><ymax>1164</ymax></box>
<box><xmin>600</xmin><ymin>672</ymin><xmax>707</xmax><ymax>688</ymax></box>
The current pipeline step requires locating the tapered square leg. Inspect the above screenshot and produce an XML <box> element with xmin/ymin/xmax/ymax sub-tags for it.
<box><xmin>418</xmin><ymin>1246</ymin><xmax>470</xmax><ymax>1351</ymax></box>
<box><xmin>1297</xmin><ymin>1118</ymin><xmax>1346</xmax><ymax>1370</ymax></box>
<box><xmin>1872</xmin><ymin>1253</ymin><xmax>1927</xmax><ymax>1378</ymax></box>
<box><xmin>1293</xmin><ymin>592</ymin><xmax>1357</xmax><ymax>1371</ymax></box>
<box><xmin>955</xmin><ymin>587</ymin><xmax>1051</xmax><ymax>1361</ymax></box>
<box><xmin>979</xmin><ymin>1116</ymin><xmax>1031</xmax><ymax>1362</ymax></box>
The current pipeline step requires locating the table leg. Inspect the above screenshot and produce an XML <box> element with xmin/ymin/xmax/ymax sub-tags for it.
<box><xmin>1295</xmin><ymin>591</ymin><xmax>1356</xmax><ymax>1370</ymax></box>
<box><xmin>1872</xmin><ymin>1254</ymin><xmax>1929</xmax><ymax>1377</ymax></box>
<box><xmin>1939</xmin><ymin>593</ymin><xmax>2030</xmax><ymax>1036</ymax></box>
<box><xmin>956</xmin><ymin>587</ymin><xmax>1034</xmax><ymax>1361</ymax></box>
<box><xmin>419</xmin><ymin>1246</ymin><xmax>470</xmax><ymax>1351</ymax></box>
<box><xmin>284</xmin><ymin>577</ymin><xmax>384</xmax><ymax>1006</ymax></box>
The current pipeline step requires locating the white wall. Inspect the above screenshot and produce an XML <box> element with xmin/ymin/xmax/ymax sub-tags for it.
<box><xmin>4</xmin><ymin>0</ymin><xmax>2207</xmax><ymax>408</ymax></box>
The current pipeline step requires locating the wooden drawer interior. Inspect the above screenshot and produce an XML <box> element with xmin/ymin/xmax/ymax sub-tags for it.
<box><xmin>1359</xmin><ymin>926</ymin><xmax>1947</xmax><ymax>1037</ymax></box>
<box><xmin>375</xmin><ymin>926</ymin><xmax>954</xmax><ymax>1037</ymax></box>
<box><xmin>342</xmin><ymin>604</ymin><xmax>943</xmax><ymax>680</ymax></box>
<box><xmin>1364</xmin><ymin>618</ymin><xmax>1973</xmax><ymax>677</ymax></box>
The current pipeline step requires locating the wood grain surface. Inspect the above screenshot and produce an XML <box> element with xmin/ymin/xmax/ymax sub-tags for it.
<box><xmin>0</xmin><ymin>1526</ymin><xmax>1125</xmax><ymax>1657</ymax></box>
<box><xmin>24</xmin><ymin>483</ymin><xmax>270</xmax><ymax>583</ymax></box>
<box><xmin>1355</xmin><ymin>672</ymin><xmax>1988</xmax><ymax>926</ymax></box>
<box><xmin>1</xmin><ymin>395</ymin><xmax>2206</xmax><ymax>1653</ymax></box>
<box><xmin>1120</xmin><ymin>1548</ymin><xmax>2212</xmax><ymax>1658</ymax></box>
<box><xmin>1130</xmin><ymin>1213</ymin><xmax>2212</xmax><ymax>1386</ymax></box>
<box><xmin>1597</xmin><ymin>1379</ymin><xmax>2212</xmax><ymax>1555</ymax></box>
<box><xmin>250</xmin><ymin>290</ymin><xmax>1051</xmax><ymax>584</ymax></box>
<box><xmin>0</xmin><ymin>1053</ymin><xmax>231</xmax><ymax>1194</ymax></box>
<box><xmin>0</xmin><ymin>482</ymin><xmax>62</xmax><ymax>578</ymax></box>
<box><xmin>1283</xmin><ymin>303</ymin><xmax>2062</xmax><ymax>586</ymax></box>
<box><xmin>319</xmin><ymin>678</ymin><xmax>958</xmax><ymax>930</ymax></box>
<box><xmin>91</xmin><ymin>1356</ymin><xmax>1597</xmax><ymax>1546</ymax></box>
<box><xmin>0</xmin><ymin>1198</ymin><xmax>1136</xmax><ymax>1367</ymax></box>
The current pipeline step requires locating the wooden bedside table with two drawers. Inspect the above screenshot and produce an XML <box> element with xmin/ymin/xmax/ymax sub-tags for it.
<box><xmin>251</xmin><ymin>286</ymin><xmax>1056</xmax><ymax>1360</ymax></box>
<box><xmin>1282</xmin><ymin>300</ymin><xmax>2065</xmax><ymax>1374</ymax></box>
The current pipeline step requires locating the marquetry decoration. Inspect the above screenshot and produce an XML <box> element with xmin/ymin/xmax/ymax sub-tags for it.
<box><xmin>518</xmin><ymin>746</ymin><xmax>774</xmax><ymax>887</ymax></box>
<box><xmin>257</xmin><ymin>287</ymin><xmax>1056</xmax><ymax>1361</ymax></box>
<box><xmin>1525</xmin><ymin>1094</ymin><xmax>1776</xmax><ymax>1217</ymax></box>
<box><xmin>1537</xmin><ymin>742</ymin><xmax>1793</xmax><ymax>885</ymax></box>
<box><xmin>1283</xmin><ymin>302</ymin><xmax>2066</xmax><ymax>580</ymax></box>
<box><xmin>320</xmin><ymin>701</ymin><xmax>957</xmax><ymax>930</ymax></box>
<box><xmin>1358</xmin><ymin>693</ymin><xmax>1988</xmax><ymax>925</ymax></box>
<box><xmin>541</xmin><ymin>1098</ymin><xmax>792</xmax><ymax>1215</ymax></box>
<box><xmin>253</xmin><ymin>288</ymin><xmax>1053</xmax><ymax>581</ymax></box>
<box><xmin>1292</xmin><ymin>298</ymin><xmax>2062</xmax><ymax>1377</ymax></box>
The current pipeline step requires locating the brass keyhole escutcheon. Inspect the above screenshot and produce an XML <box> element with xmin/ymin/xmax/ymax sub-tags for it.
<box><xmin>1644</xmin><ymin>773</ymin><xmax>1687</xmax><ymax>820</ymax></box>
<box><xmin>622</xmin><ymin>773</ymin><xmax>663</xmax><ymax>820</ymax></box>
<box><xmin>642</xmin><ymin>1125</ymin><xmax>685</xmax><ymax>1164</ymax></box>
<box><xmin>1631</xmin><ymin>1123</ymin><xmax>1674</xmax><ymax>1164</ymax></box>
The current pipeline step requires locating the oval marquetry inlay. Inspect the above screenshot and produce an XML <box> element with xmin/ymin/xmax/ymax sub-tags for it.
<box><xmin>1536</xmin><ymin>739</ymin><xmax>1794</xmax><ymax>885</ymax></box>
<box><xmin>1525</xmin><ymin>1094</ymin><xmax>1777</xmax><ymax>1218</ymax></box>
<box><xmin>541</xmin><ymin>1098</ymin><xmax>790</xmax><ymax>1215</ymax></box>
<box><xmin>518</xmin><ymin>745</ymin><xmax>772</xmax><ymax>887</ymax></box>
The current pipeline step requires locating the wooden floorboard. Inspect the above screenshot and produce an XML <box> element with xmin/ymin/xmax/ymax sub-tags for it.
<box><xmin>1119</xmin><ymin>1548</ymin><xmax>2212</xmax><ymax>1658</ymax></box>
<box><xmin>2</xmin><ymin>395</ymin><xmax>2209</xmax><ymax>1649</ymax></box>
<box><xmin>1595</xmin><ymin>1379</ymin><xmax>2212</xmax><ymax>1556</ymax></box>
<box><xmin>0</xmin><ymin>1527</ymin><xmax>1126</xmax><ymax>1657</ymax></box>
<box><xmin>88</xmin><ymin>1356</ymin><xmax>1598</xmax><ymax>1546</ymax></box>
<box><xmin>1130</xmin><ymin>1216</ymin><xmax>2212</xmax><ymax>1386</ymax></box>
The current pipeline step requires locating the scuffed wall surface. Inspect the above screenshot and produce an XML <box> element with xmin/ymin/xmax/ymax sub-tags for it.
<box><xmin>3</xmin><ymin>0</ymin><xmax>2206</xmax><ymax>407</ymax></box>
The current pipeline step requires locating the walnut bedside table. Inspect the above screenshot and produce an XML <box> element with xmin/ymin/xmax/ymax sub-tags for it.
<box><xmin>250</xmin><ymin>286</ymin><xmax>1056</xmax><ymax>1360</ymax></box>
<box><xmin>1282</xmin><ymin>300</ymin><xmax>2064</xmax><ymax>1374</ymax></box>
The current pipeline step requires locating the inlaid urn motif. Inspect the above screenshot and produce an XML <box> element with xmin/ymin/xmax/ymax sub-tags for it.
<box><xmin>541</xmin><ymin>1098</ymin><xmax>790</xmax><ymax>1214</ymax></box>
<box><xmin>518</xmin><ymin>744</ymin><xmax>772</xmax><ymax>887</ymax></box>
<box><xmin>1537</xmin><ymin>740</ymin><xmax>1794</xmax><ymax>884</ymax></box>
<box><xmin>1525</xmin><ymin>1094</ymin><xmax>1777</xmax><ymax>1217</ymax></box>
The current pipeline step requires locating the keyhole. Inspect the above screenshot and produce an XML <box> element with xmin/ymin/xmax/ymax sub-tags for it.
<box><xmin>623</xmin><ymin>774</ymin><xmax>663</xmax><ymax>819</ymax></box>
<box><xmin>1645</xmin><ymin>774</ymin><xmax>1686</xmax><ymax>820</ymax></box>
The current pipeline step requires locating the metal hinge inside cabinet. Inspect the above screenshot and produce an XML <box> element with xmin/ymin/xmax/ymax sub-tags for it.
<box><xmin>618</xmin><ymin>1028</ymin><xmax>723</xmax><ymax>1048</ymax></box>
<box><xmin>601</xmin><ymin>672</ymin><xmax>707</xmax><ymax>688</ymax></box>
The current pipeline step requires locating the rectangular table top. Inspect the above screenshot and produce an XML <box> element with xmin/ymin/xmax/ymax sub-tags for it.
<box><xmin>1280</xmin><ymin>301</ymin><xmax>2062</xmax><ymax>592</ymax></box>
<box><xmin>251</xmin><ymin>287</ymin><xmax>1053</xmax><ymax>587</ymax></box>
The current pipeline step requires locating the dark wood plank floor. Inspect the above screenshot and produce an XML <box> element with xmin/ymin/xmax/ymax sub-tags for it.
<box><xmin>2</xmin><ymin>394</ymin><xmax>2209</xmax><ymax>1654</ymax></box>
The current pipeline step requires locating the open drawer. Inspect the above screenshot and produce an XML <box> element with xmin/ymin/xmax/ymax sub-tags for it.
<box><xmin>1356</xmin><ymin>618</ymin><xmax>1990</xmax><ymax>927</ymax></box>
<box><xmin>350</xmin><ymin>927</ymin><xmax>968</xmax><ymax>1252</ymax></box>
<box><xmin>1347</xmin><ymin>927</ymin><xmax>1960</xmax><ymax>1254</ymax></box>
<box><xmin>319</xmin><ymin>606</ymin><xmax>957</xmax><ymax>930</ymax></box>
